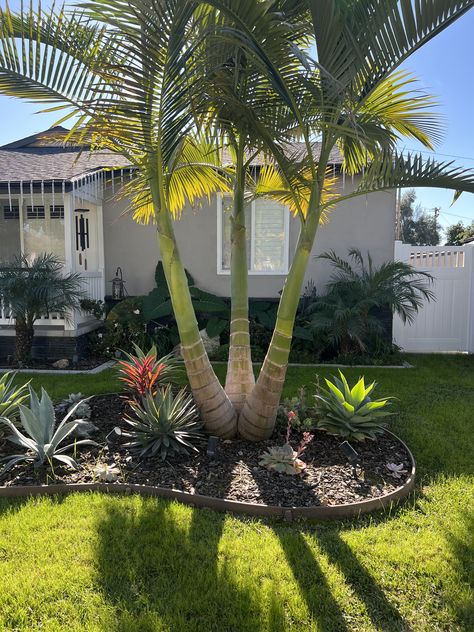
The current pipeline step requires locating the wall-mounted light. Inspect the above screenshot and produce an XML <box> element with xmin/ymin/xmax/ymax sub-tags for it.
<box><xmin>111</xmin><ymin>266</ymin><xmax>126</xmax><ymax>300</ymax></box>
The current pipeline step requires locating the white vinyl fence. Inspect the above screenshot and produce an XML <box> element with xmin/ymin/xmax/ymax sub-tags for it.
<box><xmin>393</xmin><ymin>241</ymin><xmax>474</xmax><ymax>353</ymax></box>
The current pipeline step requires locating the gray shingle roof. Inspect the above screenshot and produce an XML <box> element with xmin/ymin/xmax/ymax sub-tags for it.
<box><xmin>0</xmin><ymin>147</ymin><xmax>131</xmax><ymax>183</ymax></box>
<box><xmin>0</xmin><ymin>127</ymin><xmax>342</xmax><ymax>184</ymax></box>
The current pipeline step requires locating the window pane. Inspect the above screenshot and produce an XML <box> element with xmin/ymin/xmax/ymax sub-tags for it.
<box><xmin>23</xmin><ymin>203</ymin><xmax>65</xmax><ymax>260</ymax></box>
<box><xmin>253</xmin><ymin>199</ymin><xmax>286</xmax><ymax>272</ymax></box>
<box><xmin>0</xmin><ymin>202</ymin><xmax>21</xmax><ymax>263</ymax></box>
<box><xmin>221</xmin><ymin>195</ymin><xmax>251</xmax><ymax>271</ymax></box>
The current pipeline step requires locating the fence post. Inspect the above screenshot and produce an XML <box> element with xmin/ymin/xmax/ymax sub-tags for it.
<box><xmin>466</xmin><ymin>243</ymin><xmax>474</xmax><ymax>353</ymax></box>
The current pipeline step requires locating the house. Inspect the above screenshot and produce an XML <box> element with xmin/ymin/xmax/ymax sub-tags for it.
<box><xmin>0</xmin><ymin>127</ymin><xmax>396</xmax><ymax>359</ymax></box>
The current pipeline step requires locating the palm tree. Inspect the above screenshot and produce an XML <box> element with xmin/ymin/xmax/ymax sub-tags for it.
<box><xmin>307</xmin><ymin>249</ymin><xmax>435</xmax><ymax>355</ymax></box>
<box><xmin>0</xmin><ymin>0</ymin><xmax>237</xmax><ymax>436</ymax></box>
<box><xmin>202</xmin><ymin>3</ymin><xmax>310</xmax><ymax>411</ymax></box>
<box><xmin>206</xmin><ymin>0</ymin><xmax>474</xmax><ymax>440</ymax></box>
<box><xmin>0</xmin><ymin>254</ymin><xmax>84</xmax><ymax>364</ymax></box>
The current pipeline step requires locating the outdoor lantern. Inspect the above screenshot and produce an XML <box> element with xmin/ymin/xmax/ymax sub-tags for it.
<box><xmin>111</xmin><ymin>266</ymin><xmax>126</xmax><ymax>299</ymax></box>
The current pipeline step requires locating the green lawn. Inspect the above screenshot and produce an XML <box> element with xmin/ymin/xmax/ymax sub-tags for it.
<box><xmin>1</xmin><ymin>355</ymin><xmax>473</xmax><ymax>631</ymax></box>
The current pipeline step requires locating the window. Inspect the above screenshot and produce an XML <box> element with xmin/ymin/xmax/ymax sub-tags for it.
<box><xmin>3</xmin><ymin>205</ymin><xmax>19</xmax><ymax>220</ymax></box>
<box><xmin>50</xmin><ymin>205</ymin><xmax>65</xmax><ymax>219</ymax></box>
<box><xmin>0</xmin><ymin>202</ymin><xmax>21</xmax><ymax>262</ymax></box>
<box><xmin>218</xmin><ymin>194</ymin><xmax>290</xmax><ymax>274</ymax></box>
<box><xmin>27</xmin><ymin>205</ymin><xmax>45</xmax><ymax>219</ymax></box>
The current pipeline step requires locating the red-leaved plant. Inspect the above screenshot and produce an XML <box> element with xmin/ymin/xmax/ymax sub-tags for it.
<box><xmin>118</xmin><ymin>344</ymin><xmax>181</xmax><ymax>399</ymax></box>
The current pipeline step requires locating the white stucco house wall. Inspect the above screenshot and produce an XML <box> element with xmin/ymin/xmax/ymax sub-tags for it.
<box><xmin>0</xmin><ymin>127</ymin><xmax>396</xmax><ymax>358</ymax></box>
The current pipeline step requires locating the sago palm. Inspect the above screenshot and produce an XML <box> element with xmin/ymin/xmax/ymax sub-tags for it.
<box><xmin>207</xmin><ymin>0</ymin><xmax>474</xmax><ymax>439</ymax></box>
<box><xmin>0</xmin><ymin>0</ymin><xmax>238</xmax><ymax>435</ymax></box>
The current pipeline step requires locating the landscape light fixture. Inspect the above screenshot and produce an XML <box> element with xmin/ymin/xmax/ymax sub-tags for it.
<box><xmin>340</xmin><ymin>440</ymin><xmax>361</xmax><ymax>479</ymax></box>
<box><xmin>207</xmin><ymin>435</ymin><xmax>219</xmax><ymax>458</ymax></box>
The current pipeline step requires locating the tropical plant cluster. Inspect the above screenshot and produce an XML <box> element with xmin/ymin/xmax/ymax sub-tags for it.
<box><xmin>0</xmin><ymin>0</ymin><xmax>473</xmax><ymax>442</ymax></box>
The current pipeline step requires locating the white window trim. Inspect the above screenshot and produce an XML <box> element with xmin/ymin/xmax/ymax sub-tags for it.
<box><xmin>216</xmin><ymin>193</ymin><xmax>290</xmax><ymax>276</ymax></box>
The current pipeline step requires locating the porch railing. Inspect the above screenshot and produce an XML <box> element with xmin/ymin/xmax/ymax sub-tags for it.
<box><xmin>0</xmin><ymin>271</ymin><xmax>105</xmax><ymax>328</ymax></box>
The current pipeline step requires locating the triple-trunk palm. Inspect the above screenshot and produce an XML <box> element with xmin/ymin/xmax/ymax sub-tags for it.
<box><xmin>1</xmin><ymin>0</ymin><xmax>474</xmax><ymax>441</ymax></box>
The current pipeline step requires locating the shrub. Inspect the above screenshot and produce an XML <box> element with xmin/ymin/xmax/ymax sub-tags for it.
<box><xmin>123</xmin><ymin>385</ymin><xmax>203</xmax><ymax>460</ymax></box>
<box><xmin>0</xmin><ymin>371</ymin><xmax>30</xmax><ymax>421</ymax></box>
<box><xmin>315</xmin><ymin>371</ymin><xmax>394</xmax><ymax>441</ymax></box>
<box><xmin>118</xmin><ymin>344</ymin><xmax>182</xmax><ymax>398</ymax></box>
<box><xmin>0</xmin><ymin>387</ymin><xmax>96</xmax><ymax>473</ymax></box>
<box><xmin>306</xmin><ymin>249</ymin><xmax>434</xmax><ymax>358</ymax></box>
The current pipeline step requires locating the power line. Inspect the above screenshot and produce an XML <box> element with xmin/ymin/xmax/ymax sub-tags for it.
<box><xmin>402</xmin><ymin>147</ymin><xmax>474</xmax><ymax>163</ymax></box>
<box><xmin>438</xmin><ymin>210</ymin><xmax>474</xmax><ymax>222</ymax></box>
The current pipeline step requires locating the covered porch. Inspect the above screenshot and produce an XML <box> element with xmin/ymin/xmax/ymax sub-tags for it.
<box><xmin>0</xmin><ymin>174</ymin><xmax>106</xmax><ymax>343</ymax></box>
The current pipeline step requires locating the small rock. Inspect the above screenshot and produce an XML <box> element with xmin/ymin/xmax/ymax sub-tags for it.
<box><xmin>52</xmin><ymin>358</ymin><xmax>69</xmax><ymax>369</ymax></box>
<box><xmin>72</xmin><ymin>422</ymin><xmax>99</xmax><ymax>438</ymax></box>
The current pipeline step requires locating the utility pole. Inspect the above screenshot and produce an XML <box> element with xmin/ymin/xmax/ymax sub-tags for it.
<box><xmin>434</xmin><ymin>207</ymin><xmax>440</xmax><ymax>232</ymax></box>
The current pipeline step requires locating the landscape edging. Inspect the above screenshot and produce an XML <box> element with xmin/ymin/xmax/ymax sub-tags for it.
<box><xmin>0</xmin><ymin>432</ymin><xmax>415</xmax><ymax>522</ymax></box>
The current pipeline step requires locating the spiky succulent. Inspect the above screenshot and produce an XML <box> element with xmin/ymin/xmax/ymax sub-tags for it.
<box><xmin>56</xmin><ymin>392</ymin><xmax>92</xmax><ymax>420</ymax></box>
<box><xmin>122</xmin><ymin>385</ymin><xmax>203</xmax><ymax>460</ymax></box>
<box><xmin>259</xmin><ymin>444</ymin><xmax>306</xmax><ymax>475</ymax></box>
<box><xmin>315</xmin><ymin>371</ymin><xmax>394</xmax><ymax>441</ymax></box>
<box><xmin>0</xmin><ymin>387</ymin><xmax>96</xmax><ymax>473</ymax></box>
<box><xmin>0</xmin><ymin>371</ymin><xmax>30</xmax><ymax>421</ymax></box>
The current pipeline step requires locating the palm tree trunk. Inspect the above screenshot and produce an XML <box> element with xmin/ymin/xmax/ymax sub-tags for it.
<box><xmin>225</xmin><ymin>142</ymin><xmax>255</xmax><ymax>411</ymax></box>
<box><xmin>15</xmin><ymin>318</ymin><xmax>34</xmax><ymax>366</ymax></box>
<box><xmin>238</xmin><ymin>211</ymin><xmax>319</xmax><ymax>440</ymax></box>
<box><xmin>155</xmin><ymin>198</ymin><xmax>237</xmax><ymax>438</ymax></box>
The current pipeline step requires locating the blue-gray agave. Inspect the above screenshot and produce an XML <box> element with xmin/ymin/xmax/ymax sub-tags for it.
<box><xmin>0</xmin><ymin>387</ymin><xmax>96</xmax><ymax>473</ymax></box>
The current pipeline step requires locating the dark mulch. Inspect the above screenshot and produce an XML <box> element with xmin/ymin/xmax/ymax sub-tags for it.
<box><xmin>0</xmin><ymin>393</ymin><xmax>412</xmax><ymax>507</ymax></box>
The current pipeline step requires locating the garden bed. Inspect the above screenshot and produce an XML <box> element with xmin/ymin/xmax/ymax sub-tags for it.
<box><xmin>0</xmin><ymin>394</ymin><xmax>414</xmax><ymax>516</ymax></box>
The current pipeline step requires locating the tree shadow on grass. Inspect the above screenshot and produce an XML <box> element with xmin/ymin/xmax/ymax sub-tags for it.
<box><xmin>274</xmin><ymin>526</ymin><xmax>350</xmax><ymax>632</ymax></box>
<box><xmin>315</xmin><ymin>530</ymin><xmax>411</xmax><ymax>631</ymax></box>
<box><xmin>94</xmin><ymin>497</ymin><xmax>285</xmax><ymax>632</ymax></box>
<box><xmin>443</xmin><ymin>505</ymin><xmax>474</xmax><ymax>629</ymax></box>
<box><xmin>274</xmin><ymin>522</ymin><xmax>411</xmax><ymax>632</ymax></box>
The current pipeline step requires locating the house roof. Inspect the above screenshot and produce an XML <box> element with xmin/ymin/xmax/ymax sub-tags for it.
<box><xmin>0</xmin><ymin>127</ymin><xmax>343</xmax><ymax>184</ymax></box>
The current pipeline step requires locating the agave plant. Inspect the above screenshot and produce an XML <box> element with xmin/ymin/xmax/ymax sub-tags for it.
<box><xmin>315</xmin><ymin>371</ymin><xmax>394</xmax><ymax>441</ymax></box>
<box><xmin>56</xmin><ymin>393</ymin><xmax>92</xmax><ymax>420</ymax></box>
<box><xmin>0</xmin><ymin>371</ymin><xmax>30</xmax><ymax>421</ymax></box>
<box><xmin>0</xmin><ymin>387</ymin><xmax>96</xmax><ymax>473</ymax></box>
<box><xmin>123</xmin><ymin>385</ymin><xmax>203</xmax><ymax>460</ymax></box>
<box><xmin>118</xmin><ymin>344</ymin><xmax>182</xmax><ymax>399</ymax></box>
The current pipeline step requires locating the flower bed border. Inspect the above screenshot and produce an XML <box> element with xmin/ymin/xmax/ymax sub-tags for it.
<box><xmin>0</xmin><ymin>432</ymin><xmax>415</xmax><ymax>521</ymax></box>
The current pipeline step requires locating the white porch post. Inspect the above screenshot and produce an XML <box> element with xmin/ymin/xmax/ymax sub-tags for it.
<box><xmin>63</xmin><ymin>190</ymin><xmax>77</xmax><ymax>331</ymax></box>
<box><xmin>96</xmin><ymin>201</ymin><xmax>106</xmax><ymax>301</ymax></box>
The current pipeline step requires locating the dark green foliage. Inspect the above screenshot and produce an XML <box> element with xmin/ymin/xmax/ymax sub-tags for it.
<box><xmin>400</xmin><ymin>189</ymin><xmax>441</xmax><ymax>246</ymax></box>
<box><xmin>122</xmin><ymin>385</ymin><xmax>203</xmax><ymax>460</ymax></box>
<box><xmin>79</xmin><ymin>299</ymin><xmax>105</xmax><ymax>321</ymax></box>
<box><xmin>445</xmin><ymin>220</ymin><xmax>474</xmax><ymax>245</ymax></box>
<box><xmin>305</xmin><ymin>249</ymin><xmax>434</xmax><ymax>357</ymax></box>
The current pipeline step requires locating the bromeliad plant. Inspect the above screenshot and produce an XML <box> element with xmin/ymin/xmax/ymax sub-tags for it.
<box><xmin>315</xmin><ymin>371</ymin><xmax>394</xmax><ymax>441</ymax></box>
<box><xmin>0</xmin><ymin>371</ymin><xmax>29</xmax><ymax>422</ymax></box>
<box><xmin>123</xmin><ymin>384</ymin><xmax>203</xmax><ymax>460</ymax></box>
<box><xmin>118</xmin><ymin>344</ymin><xmax>182</xmax><ymax>399</ymax></box>
<box><xmin>0</xmin><ymin>387</ymin><xmax>96</xmax><ymax>473</ymax></box>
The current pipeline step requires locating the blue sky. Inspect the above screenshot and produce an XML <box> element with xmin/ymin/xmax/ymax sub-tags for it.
<box><xmin>0</xmin><ymin>3</ymin><xmax>473</xmax><ymax>235</ymax></box>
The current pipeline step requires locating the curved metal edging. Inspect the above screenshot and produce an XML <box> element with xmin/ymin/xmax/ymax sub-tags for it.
<box><xmin>0</xmin><ymin>431</ymin><xmax>415</xmax><ymax>522</ymax></box>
